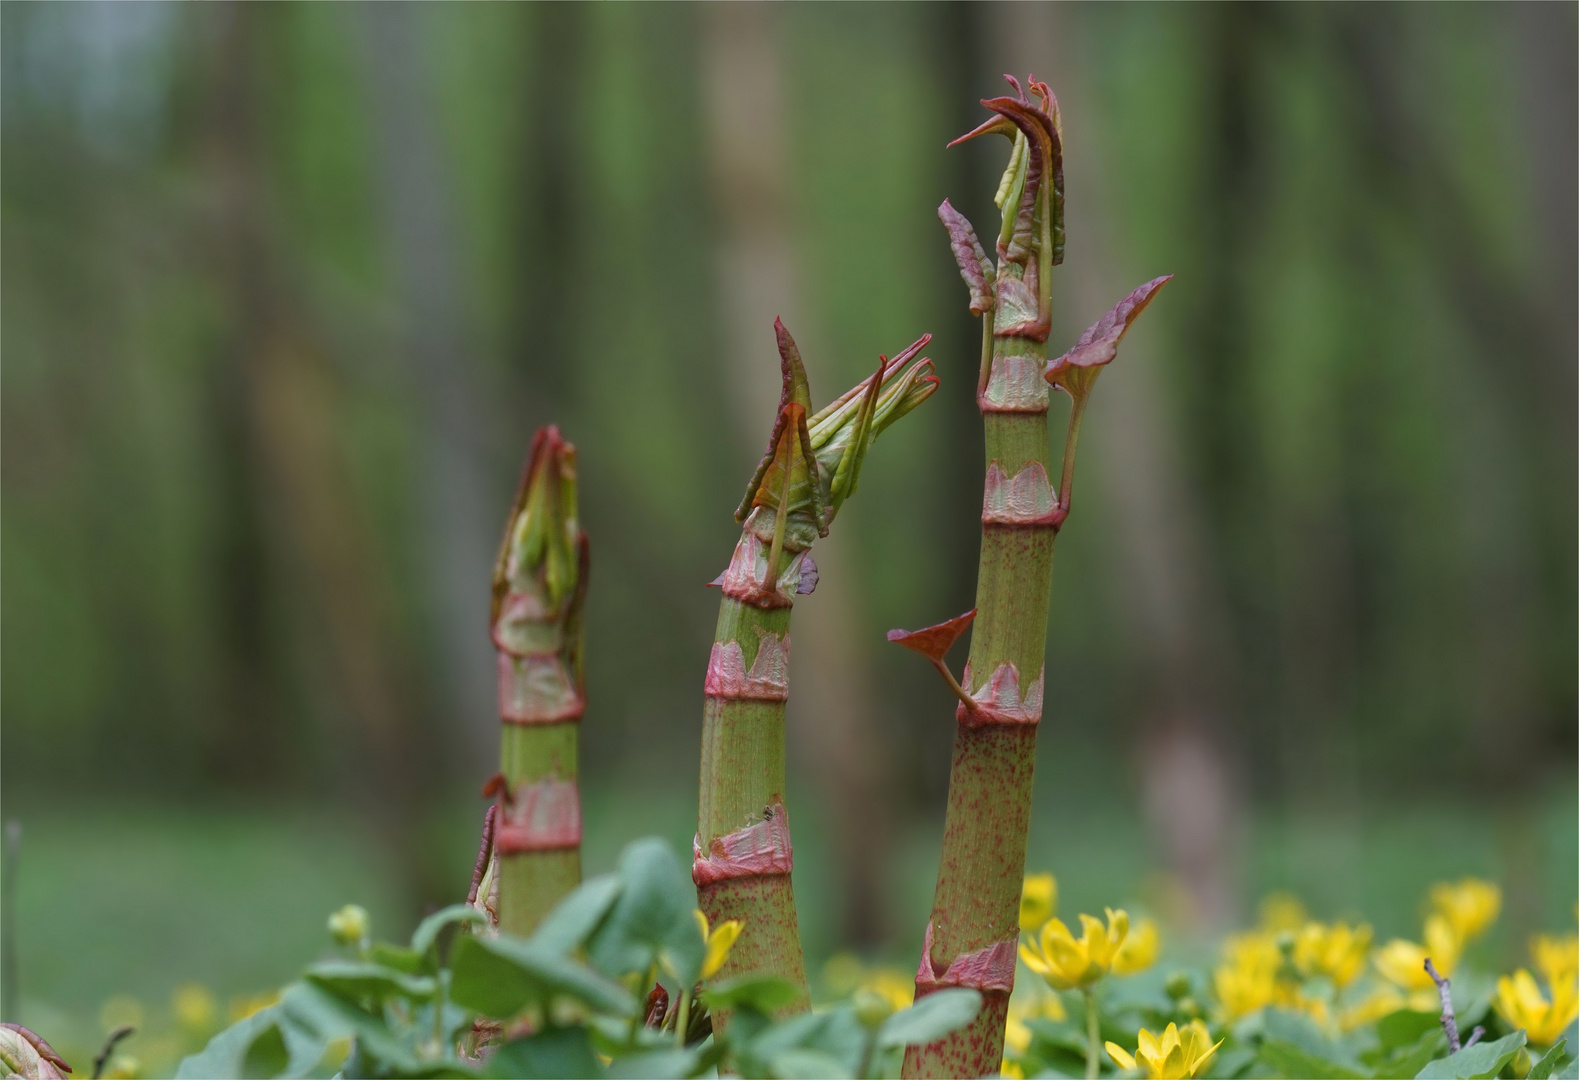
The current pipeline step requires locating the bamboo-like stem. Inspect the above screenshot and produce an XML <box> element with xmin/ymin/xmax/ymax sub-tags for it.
<box><xmin>480</xmin><ymin>427</ymin><xmax>588</xmax><ymax>937</ymax></box>
<box><xmin>904</xmin><ymin>77</ymin><xmax>1170</xmax><ymax>1078</ymax></box>
<box><xmin>697</xmin><ymin>319</ymin><xmax>937</xmax><ymax>1024</ymax></box>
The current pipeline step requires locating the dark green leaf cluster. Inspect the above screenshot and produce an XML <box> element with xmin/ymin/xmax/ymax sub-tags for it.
<box><xmin>176</xmin><ymin>838</ymin><xmax>981</xmax><ymax>1080</ymax></box>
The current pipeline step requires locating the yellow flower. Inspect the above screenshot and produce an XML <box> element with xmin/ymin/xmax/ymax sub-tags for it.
<box><xmin>172</xmin><ymin>983</ymin><xmax>217</xmax><ymax>1032</ymax></box>
<box><xmin>1531</xmin><ymin>933</ymin><xmax>1578</xmax><ymax>987</ymax></box>
<box><xmin>1494</xmin><ymin>968</ymin><xmax>1579</xmax><ymax>1048</ymax></box>
<box><xmin>1374</xmin><ymin>914</ymin><xmax>1461</xmax><ymax>991</ymax></box>
<box><xmin>1020</xmin><ymin>873</ymin><xmax>1058</xmax><ymax>932</ymax></box>
<box><xmin>859</xmin><ymin>968</ymin><xmax>914</xmax><ymax>1012</ymax></box>
<box><xmin>1338</xmin><ymin>987</ymin><xmax>1407</xmax><ymax>1031</ymax></box>
<box><xmin>1293</xmin><ymin>921</ymin><xmax>1373</xmax><ymax>989</ymax></box>
<box><xmin>695</xmin><ymin>910</ymin><xmax>744</xmax><ymax>980</ymax></box>
<box><xmin>1000</xmin><ymin>1059</ymin><xmax>1025</xmax><ymax>1079</ymax></box>
<box><xmin>1429</xmin><ymin>879</ymin><xmax>1500</xmax><ymax>943</ymax></box>
<box><xmin>1258</xmin><ymin>892</ymin><xmax>1309</xmax><ymax>933</ymax></box>
<box><xmin>1020</xmin><ymin>908</ymin><xmax>1129</xmax><ymax>990</ymax></box>
<box><xmin>1212</xmin><ymin>931</ymin><xmax>1281</xmax><ymax>1021</ymax></box>
<box><xmin>1106</xmin><ymin>1020</ymin><xmax>1223</xmax><ymax>1079</ymax></box>
<box><xmin>1113</xmin><ymin>918</ymin><xmax>1161</xmax><ymax>976</ymax></box>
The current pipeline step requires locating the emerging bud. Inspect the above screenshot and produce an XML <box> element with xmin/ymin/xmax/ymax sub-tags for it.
<box><xmin>492</xmin><ymin>426</ymin><xmax>589</xmax><ymax>725</ymax></box>
<box><xmin>327</xmin><ymin>904</ymin><xmax>369</xmax><ymax>948</ymax></box>
<box><xmin>736</xmin><ymin>319</ymin><xmax>938</xmax><ymax>558</ymax></box>
<box><xmin>0</xmin><ymin>1024</ymin><xmax>71</xmax><ymax>1080</ymax></box>
<box><xmin>493</xmin><ymin>426</ymin><xmax>585</xmax><ymax>641</ymax></box>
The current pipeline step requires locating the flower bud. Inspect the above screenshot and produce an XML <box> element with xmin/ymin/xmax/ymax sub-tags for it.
<box><xmin>853</xmin><ymin>987</ymin><xmax>896</xmax><ymax>1029</ymax></box>
<box><xmin>327</xmin><ymin>904</ymin><xmax>369</xmax><ymax>947</ymax></box>
<box><xmin>1164</xmin><ymin>971</ymin><xmax>1192</xmax><ymax>1000</ymax></box>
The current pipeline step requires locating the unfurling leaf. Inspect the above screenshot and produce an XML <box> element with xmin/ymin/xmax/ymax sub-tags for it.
<box><xmin>1047</xmin><ymin>275</ymin><xmax>1173</xmax><ymax>400</ymax></box>
<box><xmin>886</xmin><ymin>610</ymin><xmax>977</xmax><ymax>664</ymax></box>
<box><xmin>737</xmin><ymin>322</ymin><xmax>939</xmax><ymax>548</ymax></box>
<box><xmin>939</xmin><ymin>200</ymin><xmax>995</xmax><ymax>315</ymax></box>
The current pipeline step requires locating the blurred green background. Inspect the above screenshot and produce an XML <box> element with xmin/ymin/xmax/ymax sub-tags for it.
<box><xmin>2</xmin><ymin>1</ymin><xmax>1574</xmax><ymax>1072</ymax></box>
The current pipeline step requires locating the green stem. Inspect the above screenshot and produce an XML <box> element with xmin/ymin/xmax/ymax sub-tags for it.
<box><xmin>696</xmin><ymin>591</ymin><xmax>808</xmax><ymax>1022</ymax></box>
<box><xmin>1084</xmin><ymin>989</ymin><xmax>1100</xmax><ymax>1080</ymax></box>
<box><xmin>498</xmin><ymin>723</ymin><xmax>581</xmax><ymax>936</ymax></box>
<box><xmin>673</xmin><ymin>988</ymin><xmax>692</xmax><ymax>1048</ymax></box>
<box><xmin>1058</xmin><ymin>392</ymin><xmax>1088</xmax><ymax>513</ymax></box>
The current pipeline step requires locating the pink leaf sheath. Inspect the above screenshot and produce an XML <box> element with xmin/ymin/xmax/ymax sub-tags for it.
<box><xmin>1047</xmin><ymin>275</ymin><xmax>1173</xmax><ymax>382</ymax></box>
<box><xmin>886</xmin><ymin>609</ymin><xmax>977</xmax><ymax>665</ymax></box>
<box><xmin>497</xmin><ymin>652</ymin><xmax>584</xmax><ymax>724</ymax></box>
<box><xmin>692</xmin><ymin>801</ymin><xmax>794</xmax><ymax>886</ymax></box>
<box><xmin>978</xmin><ymin>351</ymin><xmax>1050</xmax><ymax>414</ymax></box>
<box><xmin>709</xmin><ymin>532</ymin><xmax>809</xmax><ymax>609</ymax></box>
<box><xmin>981</xmin><ymin>461</ymin><xmax>1064</xmax><ymax>528</ymax></box>
<box><xmin>955</xmin><ymin>661</ymin><xmax>1044</xmax><ymax>727</ymax></box>
<box><xmin>914</xmin><ymin>919</ymin><xmax>1017</xmax><ymax>994</ymax></box>
<box><xmin>704</xmin><ymin>630</ymin><xmax>791</xmax><ymax>702</ymax></box>
<box><xmin>495</xmin><ymin>778</ymin><xmax>582</xmax><ymax>854</ymax></box>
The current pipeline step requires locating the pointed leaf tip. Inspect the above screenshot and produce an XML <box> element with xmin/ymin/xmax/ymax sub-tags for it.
<box><xmin>1048</xmin><ymin>275</ymin><xmax>1172</xmax><ymax>394</ymax></box>
<box><xmin>886</xmin><ymin>609</ymin><xmax>977</xmax><ymax>664</ymax></box>
<box><xmin>774</xmin><ymin>317</ymin><xmax>812</xmax><ymax>413</ymax></box>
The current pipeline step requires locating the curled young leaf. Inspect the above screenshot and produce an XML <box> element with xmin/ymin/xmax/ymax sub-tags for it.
<box><xmin>938</xmin><ymin>200</ymin><xmax>995</xmax><ymax>315</ymax></box>
<box><xmin>1046</xmin><ymin>274</ymin><xmax>1173</xmax><ymax>401</ymax></box>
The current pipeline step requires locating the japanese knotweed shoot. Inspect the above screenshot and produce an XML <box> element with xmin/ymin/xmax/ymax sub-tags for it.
<box><xmin>698</xmin><ymin>319</ymin><xmax>937</xmax><ymax>1021</ymax></box>
<box><xmin>474</xmin><ymin>426</ymin><xmax>589</xmax><ymax>937</ymax></box>
<box><xmin>895</xmin><ymin>75</ymin><xmax>1170</xmax><ymax>1079</ymax></box>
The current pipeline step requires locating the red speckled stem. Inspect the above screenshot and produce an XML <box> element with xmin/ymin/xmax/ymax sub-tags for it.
<box><xmin>904</xmin><ymin>344</ymin><xmax>1055</xmax><ymax>1079</ymax></box>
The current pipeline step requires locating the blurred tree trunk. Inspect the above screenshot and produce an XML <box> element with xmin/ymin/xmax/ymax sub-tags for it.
<box><xmin>201</xmin><ymin>3</ymin><xmax>426</xmax><ymax>911</ymax></box>
<box><xmin>356</xmin><ymin>3</ymin><xmax>498</xmax><ymax>775</ymax></box>
<box><xmin>989</xmin><ymin>2</ymin><xmax>1243</xmax><ymax>928</ymax></box>
<box><xmin>702</xmin><ymin>2</ymin><xmax>894</xmax><ymax>950</ymax></box>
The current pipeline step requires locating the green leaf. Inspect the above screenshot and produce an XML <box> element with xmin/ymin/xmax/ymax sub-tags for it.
<box><xmin>240</xmin><ymin>1022</ymin><xmax>290</xmax><ymax>1079</ymax></box>
<box><xmin>587</xmin><ymin>839</ymin><xmax>703</xmax><ymax>987</ymax></box>
<box><xmin>303</xmin><ymin>960</ymin><xmax>436</xmax><ymax>1003</ymax></box>
<box><xmin>450</xmin><ymin>932</ymin><xmax>637</xmax><ymax>1019</ymax></box>
<box><xmin>532</xmin><ymin>874</ymin><xmax>623</xmax><ymax>955</ymax></box>
<box><xmin>769</xmin><ymin>1048</ymin><xmax>850</xmax><ymax>1078</ymax></box>
<box><xmin>1528</xmin><ymin>1040</ymin><xmax>1570</xmax><ymax>1080</ymax></box>
<box><xmin>277</xmin><ymin>982</ymin><xmax>422</xmax><ymax>1074</ymax></box>
<box><xmin>1256</xmin><ymin>1040</ymin><xmax>1365</xmax><ymax>1079</ymax></box>
<box><xmin>738</xmin><ymin>1010</ymin><xmax>865</xmax><ymax>1079</ymax></box>
<box><xmin>1376</xmin><ymin>1011</ymin><xmax>1446</xmax><ymax>1052</ymax></box>
<box><xmin>411</xmin><ymin>903</ymin><xmax>486</xmax><ymax>962</ymax></box>
<box><xmin>368</xmin><ymin>942</ymin><xmax>427</xmax><ymax>975</ymax></box>
<box><xmin>1414</xmin><ymin>1030</ymin><xmax>1526</xmax><ymax>1079</ymax></box>
<box><xmin>605</xmin><ymin>1046</ymin><xmax>718</xmax><ymax>1079</ymax></box>
<box><xmin>1372</xmin><ymin>1029</ymin><xmax>1449</xmax><ymax>1079</ymax></box>
<box><xmin>175</xmin><ymin>1007</ymin><xmax>283</xmax><ymax>1079</ymax></box>
<box><xmin>875</xmin><ymin>988</ymin><xmax>982</xmax><ymax>1049</ymax></box>
<box><xmin>703</xmin><ymin>975</ymin><xmax>803</xmax><ymax>1015</ymax></box>
<box><xmin>485</xmin><ymin>1027</ymin><xmax>603</xmax><ymax>1079</ymax></box>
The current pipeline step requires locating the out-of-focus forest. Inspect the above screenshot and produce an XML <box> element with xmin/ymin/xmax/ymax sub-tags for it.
<box><xmin>2</xmin><ymin>0</ymin><xmax>1575</xmax><ymax>1065</ymax></box>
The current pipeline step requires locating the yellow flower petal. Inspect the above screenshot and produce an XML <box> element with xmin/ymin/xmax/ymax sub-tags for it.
<box><xmin>1106</xmin><ymin>1042</ymin><xmax>1137</xmax><ymax>1071</ymax></box>
<box><xmin>1429</xmin><ymin>879</ymin><xmax>1501</xmax><ymax>943</ymax></box>
<box><xmin>1020</xmin><ymin>873</ymin><xmax>1058</xmax><ymax>932</ymax></box>
<box><xmin>1113</xmin><ymin>918</ymin><xmax>1160</xmax><ymax>976</ymax></box>
<box><xmin>702</xmin><ymin>918</ymin><xmax>743</xmax><ymax>980</ymax></box>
